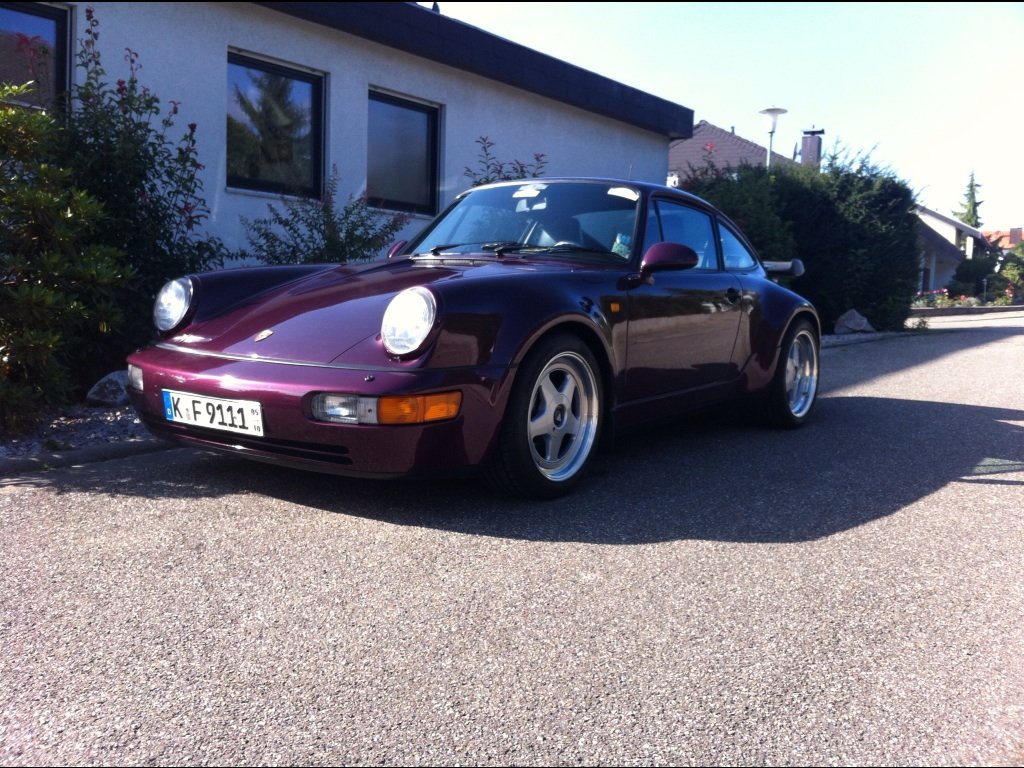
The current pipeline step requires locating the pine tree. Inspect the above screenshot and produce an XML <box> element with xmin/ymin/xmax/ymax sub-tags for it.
<box><xmin>954</xmin><ymin>172</ymin><xmax>983</xmax><ymax>228</ymax></box>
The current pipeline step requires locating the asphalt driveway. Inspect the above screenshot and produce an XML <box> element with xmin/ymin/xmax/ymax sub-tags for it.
<box><xmin>2</xmin><ymin>313</ymin><xmax>1022</xmax><ymax>766</ymax></box>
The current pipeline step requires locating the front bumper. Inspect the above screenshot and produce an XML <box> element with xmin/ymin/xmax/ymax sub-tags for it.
<box><xmin>126</xmin><ymin>345</ymin><xmax>512</xmax><ymax>478</ymax></box>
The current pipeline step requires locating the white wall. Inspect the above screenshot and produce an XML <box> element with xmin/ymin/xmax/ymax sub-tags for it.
<box><xmin>81</xmin><ymin>2</ymin><xmax>670</xmax><ymax>254</ymax></box>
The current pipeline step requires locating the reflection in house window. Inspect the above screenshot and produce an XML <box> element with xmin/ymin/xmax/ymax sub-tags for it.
<box><xmin>367</xmin><ymin>91</ymin><xmax>438</xmax><ymax>215</ymax></box>
<box><xmin>0</xmin><ymin>3</ymin><xmax>68</xmax><ymax>109</ymax></box>
<box><xmin>226</xmin><ymin>52</ymin><xmax>323</xmax><ymax>197</ymax></box>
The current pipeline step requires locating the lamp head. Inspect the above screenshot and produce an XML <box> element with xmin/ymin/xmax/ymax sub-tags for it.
<box><xmin>759</xmin><ymin>106</ymin><xmax>788</xmax><ymax>133</ymax></box>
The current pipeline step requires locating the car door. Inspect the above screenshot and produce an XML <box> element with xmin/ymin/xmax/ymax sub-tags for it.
<box><xmin>623</xmin><ymin>198</ymin><xmax>743</xmax><ymax>402</ymax></box>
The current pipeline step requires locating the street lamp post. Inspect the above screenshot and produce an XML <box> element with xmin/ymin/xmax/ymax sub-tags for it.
<box><xmin>759</xmin><ymin>106</ymin><xmax>787</xmax><ymax>169</ymax></box>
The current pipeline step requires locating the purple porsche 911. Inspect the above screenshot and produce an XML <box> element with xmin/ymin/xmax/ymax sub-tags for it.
<box><xmin>127</xmin><ymin>178</ymin><xmax>819</xmax><ymax>498</ymax></box>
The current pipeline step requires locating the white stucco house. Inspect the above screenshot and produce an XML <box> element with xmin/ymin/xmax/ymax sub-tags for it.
<box><xmin>914</xmin><ymin>205</ymin><xmax>990</xmax><ymax>292</ymax></box>
<box><xmin>1</xmin><ymin>1</ymin><xmax>694</xmax><ymax>252</ymax></box>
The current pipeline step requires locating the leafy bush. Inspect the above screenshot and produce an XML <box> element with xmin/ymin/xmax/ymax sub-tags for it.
<box><xmin>51</xmin><ymin>7</ymin><xmax>229</xmax><ymax>373</ymax></box>
<box><xmin>0</xmin><ymin>83</ymin><xmax>131</xmax><ymax>432</ymax></box>
<box><xmin>682</xmin><ymin>158</ymin><xmax>796</xmax><ymax>263</ymax></box>
<box><xmin>240</xmin><ymin>166</ymin><xmax>411</xmax><ymax>264</ymax></box>
<box><xmin>795</xmin><ymin>152</ymin><xmax>920</xmax><ymax>331</ymax></box>
<box><xmin>998</xmin><ymin>249</ymin><xmax>1022</xmax><ymax>302</ymax></box>
<box><xmin>948</xmin><ymin>254</ymin><xmax>1002</xmax><ymax>297</ymax></box>
<box><xmin>1</xmin><ymin>7</ymin><xmax>230</xmax><ymax>427</ymax></box>
<box><xmin>464</xmin><ymin>136</ymin><xmax>547</xmax><ymax>187</ymax></box>
<box><xmin>684</xmin><ymin>149</ymin><xmax>920</xmax><ymax>332</ymax></box>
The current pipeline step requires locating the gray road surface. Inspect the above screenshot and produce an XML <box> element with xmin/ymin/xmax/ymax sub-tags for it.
<box><xmin>2</xmin><ymin>314</ymin><xmax>1023</xmax><ymax>766</ymax></box>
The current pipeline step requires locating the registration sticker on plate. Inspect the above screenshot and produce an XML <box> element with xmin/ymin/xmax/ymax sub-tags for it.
<box><xmin>162</xmin><ymin>390</ymin><xmax>264</xmax><ymax>437</ymax></box>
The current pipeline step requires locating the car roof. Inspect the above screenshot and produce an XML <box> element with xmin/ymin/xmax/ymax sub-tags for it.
<box><xmin>464</xmin><ymin>176</ymin><xmax>720</xmax><ymax>214</ymax></box>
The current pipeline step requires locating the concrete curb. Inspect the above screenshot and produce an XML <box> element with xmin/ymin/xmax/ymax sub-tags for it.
<box><xmin>908</xmin><ymin>304</ymin><xmax>1023</xmax><ymax>317</ymax></box>
<box><xmin>821</xmin><ymin>331</ymin><xmax>915</xmax><ymax>348</ymax></box>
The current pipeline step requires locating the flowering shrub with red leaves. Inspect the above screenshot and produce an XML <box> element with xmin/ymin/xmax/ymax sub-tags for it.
<box><xmin>50</xmin><ymin>7</ymin><xmax>229</xmax><ymax>376</ymax></box>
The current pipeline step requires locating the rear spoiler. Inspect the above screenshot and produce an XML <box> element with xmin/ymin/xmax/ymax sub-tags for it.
<box><xmin>762</xmin><ymin>259</ymin><xmax>805</xmax><ymax>278</ymax></box>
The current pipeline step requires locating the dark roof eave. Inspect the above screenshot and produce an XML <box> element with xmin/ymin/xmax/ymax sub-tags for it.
<box><xmin>256</xmin><ymin>1</ymin><xmax>694</xmax><ymax>140</ymax></box>
<box><xmin>916</xmin><ymin>220</ymin><xmax>965</xmax><ymax>263</ymax></box>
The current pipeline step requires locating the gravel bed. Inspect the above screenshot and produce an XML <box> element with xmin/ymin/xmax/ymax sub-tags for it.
<box><xmin>0</xmin><ymin>405</ymin><xmax>147</xmax><ymax>459</ymax></box>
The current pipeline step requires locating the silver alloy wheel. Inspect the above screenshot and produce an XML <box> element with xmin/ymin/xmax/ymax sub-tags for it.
<box><xmin>785</xmin><ymin>327</ymin><xmax>819</xmax><ymax>419</ymax></box>
<box><xmin>526</xmin><ymin>350</ymin><xmax>600</xmax><ymax>482</ymax></box>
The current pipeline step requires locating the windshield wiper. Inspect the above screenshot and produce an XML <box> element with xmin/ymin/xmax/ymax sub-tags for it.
<box><xmin>420</xmin><ymin>241</ymin><xmax>547</xmax><ymax>258</ymax></box>
<box><xmin>487</xmin><ymin>242</ymin><xmax>536</xmax><ymax>257</ymax></box>
<box><xmin>421</xmin><ymin>241</ymin><xmax>520</xmax><ymax>256</ymax></box>
<box><xmin>545</xmin><ymin>243</ymin><xmax>618</xmax><ymax>256</ymax></box>
<box><xmin>425</xmin><ymin>243</ymin><xmax>463</xmax><ymax>256</ymax></box>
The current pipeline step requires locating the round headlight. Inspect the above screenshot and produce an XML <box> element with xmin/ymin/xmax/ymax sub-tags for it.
<box><xmin>381</xmin><ymin>287</ymin><xmax>437</xmax><ymax>356</ymax></box>
<box><xmin>154</xmin><ymin>277</ymin><xmax>194</xmax><ymax>332</ymax></box>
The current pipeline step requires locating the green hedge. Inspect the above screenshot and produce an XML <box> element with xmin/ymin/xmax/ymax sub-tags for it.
<box><xmin>683</xmin><ymin>152</ymin><xmax>920</xmax><ymax>332</ymax></box>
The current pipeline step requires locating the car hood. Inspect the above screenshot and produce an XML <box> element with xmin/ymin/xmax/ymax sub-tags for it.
<box><xmin>162</xmin><ymin>261</ymin><xmax>439</xmax><ymax>365</ymax></box>
<box><xmin>164</xmin><ymin>257</ymin><xmax>601</xmax><ymax>366</ymax></box>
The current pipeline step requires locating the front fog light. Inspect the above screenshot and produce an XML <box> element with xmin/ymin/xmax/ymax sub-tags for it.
<box><xmin>311</xmin><ymin>392</ymin><xmax>462</xmax><ymax>425</ymax></box>
<box><xmin>312</xmin><ymin>394</ymin><xmax>378</xmax><ymax>424</ymax></box>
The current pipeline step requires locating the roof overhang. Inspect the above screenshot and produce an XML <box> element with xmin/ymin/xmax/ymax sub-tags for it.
<box><xmin>257</xmin><ymin>2</ymin><xmax>694</xmax><ymax>140</ymax></box>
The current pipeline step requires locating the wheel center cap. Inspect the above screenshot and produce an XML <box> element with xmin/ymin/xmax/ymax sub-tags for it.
<box><xmin>553</xmin><ymin>404</ymin><xmax>566</xmax><ymax>428</ymax></box>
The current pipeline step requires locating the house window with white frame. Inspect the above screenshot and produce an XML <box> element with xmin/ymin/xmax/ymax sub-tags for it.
<box><xmin>0</xmin><ymin>2</ymin><xmax>68</xmax><ymax>109</ymax></box>
<box><xmin>367</xmin><ymin>91</ymin><xmax>438</xmax><ymax>215</ymax></box>
<box><xmin>227</xmin><ymin>52</ymin><xmax>323</xmax><ymax>197</ymax></box>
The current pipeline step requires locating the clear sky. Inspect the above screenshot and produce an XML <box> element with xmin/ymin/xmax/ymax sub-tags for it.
<box><xmin>424</xmin><ymin>2</ymin><xmax>1023</xmax><ymax>231</ymax></box>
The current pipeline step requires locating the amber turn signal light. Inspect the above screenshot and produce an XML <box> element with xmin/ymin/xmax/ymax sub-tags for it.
<box><xmin>377</xmin><ymin>392</ymin><xmax>462</xmax><ymax>425</ymax></box>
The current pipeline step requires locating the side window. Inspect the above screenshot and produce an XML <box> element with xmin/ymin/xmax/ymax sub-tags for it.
<box><xmin>227</xmin><ymin>52</ymin><xmax>324</xmax><ymax>197</ymax></box>
<box><xmin>0</xmin><ymin>2</ymin><xmax>69</xmax><ymax>109</ymax></box>
<box><xmin>720</xmin><ymin>225</ymin><xmax>757</xmax><ymax>270</ymax></box>
<box><xmin>642</xmin><ymin>199</ymin><xmax>717</xmax><ymax>268</ymax></box>
<box><xmin>367</xmin><ymin>91</ymin><xmax>439</xmax><ymax>215</ymax></box>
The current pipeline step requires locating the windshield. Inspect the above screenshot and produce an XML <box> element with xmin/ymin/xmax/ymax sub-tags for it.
<box><xmin>407</xmin><ymin>181</ymin><xmax>641</xmax><ymax>261</ymax></box>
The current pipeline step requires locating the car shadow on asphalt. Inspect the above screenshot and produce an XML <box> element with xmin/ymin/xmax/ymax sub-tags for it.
<box><xmin>17</xmin><ymin>395</ymin><xmax>1024</xmax><ymax>545</ymax></box>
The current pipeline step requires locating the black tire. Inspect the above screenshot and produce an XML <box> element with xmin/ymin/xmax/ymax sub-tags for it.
<box><xmin>762</xmin><ymin>318</ymin><xmax>819</xmax><ymax>429</ymax></box>
<box><xmin>486</xmin><ymin>334</ymin><xmax>603</xmax><ymax>498</ymax></box>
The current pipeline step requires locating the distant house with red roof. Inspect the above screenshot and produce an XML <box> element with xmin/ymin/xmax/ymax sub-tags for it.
<box><xmin>667</xmin><ymin>119</ymin><xmax>830</xmax><ymax>187</ymax></box>
<box><xmin>667</xmin><ymin>121</ymin><xmax>794</xmax><ymax>183</ymax></box>
<box><xmin>983</xmin><ymin>228</ymin><xmax>1022</xmax><ymax>252</ymax></box>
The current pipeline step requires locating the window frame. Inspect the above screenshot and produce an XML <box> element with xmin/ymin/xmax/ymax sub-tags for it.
<box><xmin>366</xmin><ymin>90</ymin><xmax>439</xmax><ymax>216</ymax></box>
<box><xmin>0</xmin><ymin>2</ymin><xmax>70</xmax><ymax>109</ymax></box>
<box><xmin>226</xmin><ymin>51</ymin><xmax>324</xmax><ymax>198</ymax></box>
<box><xmin>719</xmin><ymin>221</ymin><xmax>759</xmax><ymax>272</ymax></box>
<box><xmin>643</xmin><ymin>197</ymin><xmax>720</xmax><ymax>270</ymax></box>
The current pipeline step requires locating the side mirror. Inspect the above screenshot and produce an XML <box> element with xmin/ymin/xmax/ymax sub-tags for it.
<box><xmin>640</xmin><ymin>242</ymin><xmax>699</xmax><ymax>276</ymax></box>
<box><xmin>386</xmin><ymin>240</ymin><xmax>408</xmax><ymax>259</ymax></box>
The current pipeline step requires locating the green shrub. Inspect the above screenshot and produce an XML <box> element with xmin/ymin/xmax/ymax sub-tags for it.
<box><xmin>51</xmin><ymin>7</ymin><xmax>229</xmax><ymax>374</ymax></box>
<box><xmin>240</xmin><ymin>166</ymin><xmax>411</xmax><ymax>264</ymax></box>
<box><xmin>1</xmin><ymin>6</ymin><xmax>230</xmax><ymax>427</ymax></box>
<box><xmin>765</xmin><ymin>154</ymin><xmax>919</xmax><ymax>331</ymax></box>
<box><xmin>682</xmin><ymin>159</ymin><xmax>796</xmax><ymax>263</ymax></box>
<box><xmin>684</xmin><ymin>149</ymin><xmax>920</xmax><ymax>332</ymax></box>
<box><xmin>463</xmin><ymin>136</ymin><xmax>548</xmax><ymax>187</ymax></box>
<box><xmin>0</xmin><ymin>84</ymin><xmax>131</xmax><ymax>433</ymax></box>
<box><xmin>998</xmin><ymin>252</ymin><xmax>1022</xmax><ymax>302</ymax></box>
<box><xmin>948</xmin><ymin>254</ymin><xmax>1001</xmax><ymax>298</ymax></box>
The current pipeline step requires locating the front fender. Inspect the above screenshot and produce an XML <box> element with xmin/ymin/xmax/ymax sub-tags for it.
<box><xmin>429</xmin><ymin>272</ymin><xmax>618</xmax><ymax>371</ymax></box>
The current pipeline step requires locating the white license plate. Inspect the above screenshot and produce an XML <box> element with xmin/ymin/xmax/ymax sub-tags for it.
<box><xmin>162</xmin><ymin>389</ymin><xmax>264</xmax><ymax>437</ymax></box>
